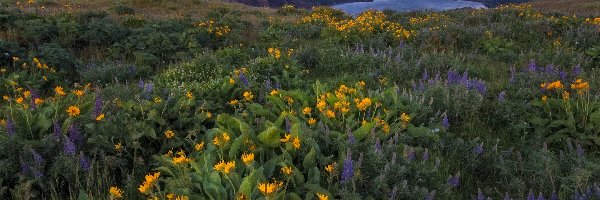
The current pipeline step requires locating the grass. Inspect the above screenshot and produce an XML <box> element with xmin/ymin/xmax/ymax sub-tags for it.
<box><xmin>530</xmin><ymin>0</ymin><xmax>600</xmax><ymax>16</ymax></box>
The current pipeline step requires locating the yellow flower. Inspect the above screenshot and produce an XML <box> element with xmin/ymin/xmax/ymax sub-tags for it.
<box><xmin>214</xmin><ymin>160</ymin><xmax>226</xmax><ymax>171</ymax></box>
<box><xmin>541</xmin><ymin>80</ymin><xmax>564</xmax><ymax>90</ymax></box>
<box><xmin>229</xmin><ymin>99</ymin><xmax>239</xmax><ymax>106</ymax></box>
<box><xmin>270</xmin><ymin>89</ymin><xmax>279</xmax><ymax>96</ymax></box>
<box><xmin>55</xmin><ymin>86</ymin><xmax>66</xmax><ymax>96</ymax></box>
<box><xmin>2</xmin><ymin>95</ymin><xmax>9</xmax><ymax>101</ymax></box>
<box><xmin>186</xmin><ymin>91</ymin><xmax>194</xmax><ymax>99</ymax></box>
<box><xmin>242</xmin><ymin>152</ymin><xmax>255</xmax><ymax>165</ymax></box>
<box><xmin>303</xmin><ymin>107</ymin><xmax>312</xmax><ymax>115</ymax></box>
<box><xmin>154</xmin><ymin>97</ymin><xmax>162</xmax><ymax>103</ymax></box>
<box><xmin>96</xmin><ymin>113</ymin><xmax>105</xmax><ymax>121</ymax></box>
<box><xmin>571</xmin><ymin>79</ymin><xmax>590</xmax><ymax>94</ymax></box>
<box><xmin>356</xmin><ymin>98</ymin><xmax>372</xmax><ymax>111</ymax></box>
<box><xmin>258</xmin><ymin>181</ymin><xmax>280</xmax><ymax>196</ymax></box>
<box><xmin>15</xmin><ymin>97</ymin><xmax>24</xmax><ymax>104</ymax></box>
<box><xmin>23</xmin><ymin>91</ymin><xmax>31</xmax><ymax>98</ymax></box>
<box><xmin>165</xmin><ymin>130</ymin><xmax>175</xmax><ymax>138</ymax></box>
<box><xmin>73</xmin><ymin>90</ymin><xmax>84</xmax><ymax>97</ymax></box>
<box><xmin>243</xmin><ymin>91</ymin><xmax>254</xmax><ymax>101</ymax></box>
<box><xmin>214</xmin><ymin>160</ymin><xmax>235</xmax><ymax>174</ymax></box>
<box><xmin>400</xmin><ymin>112</ymin><xmax>411</xmax><ymax>123</ymax></box>
<box><xmin>293</xmin><ymin>137</ymin><xmax>301</xmax><ymax>149</ymax></box>
<box><xmin>213</xmin><ymin>132</ymin><xmax>230</xmax><ymax>147</ymax></box>
<box><xmin>195</xmin><ymin>141</ymin><xmax>205</xmax><ymax>151</ymax></box>
<box><xmin>308</xmin><ymin>118</ymin><xmax>316</xmax><ymax>125</ymax></box>
<box><xmin>281</xmin><ymin>166</ymin><xmax>293</xmax><ymax>175</ymax></box>
<box><xmin>316</xmin><ymin>100</ymin><xmax>326</xmax><ymax>111</ymax></box>
<box><xmin>562</xmin><ymin>91</ymin><xmax>570</xmax><ymax>101</ymax></box>
<box><xmin>316</xmin><ymin>193</ymin><xmax>328</xmax><ymax>200</ymax></box>
<box><xmin>325</xmin><ymin>163</ymin><xmax>335</xmax><ymax>174</ymax></box>
<box><xmin>206</xmin><ymin>112</ymin><xmax>212</xmax><ymax>118</ymax></box>
<box><xmin>115</xmin><ymin>143</ymin><xmax>123</xmax><ymax>152</ymax></box>
<box><xmin>34</xmin><ymin>98</ymin><xmax>43</xmax><ymax>105</ymax></box>
<box><xmin>285</xmin><ymin>96</ymin><xmax>294</xmax><ymax>104</ymax></box>
<box><xmin>138</xmin><ymin>172</ymin><xmax>160</xmax><ymax>194</ymax></box>
<box><xmin>172</xmin><ymin>151</ymin><xmax>191</xmax><ymax>165</ymax></box>
<box><xmin>325</xmin><ymin>109</ymin><xmax>335</xmax><ymax>118</ymax></box>
<box><xmin>66</xmin><ymin>105</ymin><xmax>80</xmax><ymax>117</ymax></box>
<box><xmin>358</xmin><ymin>81</ymin><xmax>366</xmax><ymax>87</ymax></box>
<box><xmin>229</xmin><ymin>78</ymin><xmax>235</xmax><ymax>85</ymax></box>
<box><xmin>12</xmin><ymin>56</ymin><xmax>19</xmax><ymax>62</ymax></box>
<box><xmin>382</xmin><ymin>123</ymin><xmax>390</xmax><ymax>134</ymax></box>
<box><xmin>541</xmin><ymin>95</ymin><xmax>548</xmax><ymax>103</ymax></box>
<box><xmin>109</xmin><ymin>186</ymin><xmax>123</xmax><ymax>198</ymax></box>
<box><xmin>280</xmin><ymin>134</ymin><xmax>292</xmax><ymax>142</ymax></box>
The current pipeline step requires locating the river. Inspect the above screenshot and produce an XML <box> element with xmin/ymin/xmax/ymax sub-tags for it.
<box><xmin>332</xmin><ymin>0</ymin><xmax>486</xmax><ymax>15</ymax></box>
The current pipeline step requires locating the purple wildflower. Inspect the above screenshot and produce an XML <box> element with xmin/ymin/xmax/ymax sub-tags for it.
<box><xmin>594</xmin><ymin>183</ymin><xmax>600</xmax><ymax>197</ymax></box>
<box><xmin>442</xmin><ymin>114</ymin><xmax>449</xmax><ymax>129</ymax></box>
<box><xmin>425</xmin><ymin>190</ymin><xmax>436</xmax><ymax>200</ymax></box>
<box><xmin>341</xmin><ymin>149</ymin><xmax>353</xmax><ymax>183</ymax></box>
<box><xmin>63</xmin><ymin>136</ymin><xmax>76</xmax><ymax>156</ymax></box>
<box><xmin>422</xmin><ymin>148</ymin><xmax>430</xmax><ymax>161</ymax></box>
<box><xmin>477</xmin><ymin>188</ymin><xmax>485</xmax><ymax>200</ymax></box>
<box><xmin>138</xmin><ymin>79</ymin><xmax>145</xmax><ymax>89</ymax></box>
<box><xmin>550</xmin><ymin>191</ymin><xmax>558</xmax><ymax>200</ymax></box>
<box><xmin>53</xmin><ymin>120</ymin><xmax>61</xmax><ymax>141</ymax></box>
<box><xmin>558</xmin><ymin>70</ymin><xmax>567</xmax><ymax>81</ymax></box>
<box><xmin>422</xmin><ymin>69</ymin><xmax>429</xmax><ymax>81</ymax></box>
<box><xmin>31</xmin><ymin>168</ymin><xmax>43</xmax><ymax>179</ymax></box>
<box><xmin>94</xmin><ymin>94</ymin><xmax>103</xmax><ymax>116</ymax></box>
<box><xmin>374</xmin><ymin>138</ymin><xmax>382</xmax><ymax>154</ymax></box>
<box><xmin>389</xmin><ymin>185</ymin><xmax>398</xmax><ymax>200</ymax></box>
<box><xmin>527</xmin><ymin>60</ymin><xmax>537</xmax><ymax>72</ymax></box>
<box><xmin>30</xmin><ymin>149</ymin><xmax>44</xmax><ymax>166</ymax></box>
<box><xmin>20</xmin><ymin>161</ymin><xmax>31</xmax><ymax>174</ymax></box>
<box><xmin>79</xmin><ymin>154</ymin><xmax>91</xmax><ymax>172</ymax></box>
<box><xmin>285</xmin><ymin>117</ymin><xmax>291</xmax><ymax>132</ymax></box>
<box><xmin>144</xmin><ymin>83</ymin><xmax>154</xmax><ymax>94</ymax></box>
<box><xmin>576</xmin><ymin>143</ymin><xmax>584</xmax><ymax>158</ymax></box>
<box><xmin>68</xmin><ymin>124</ymin><xmax>83</xmax><ymax>147</ymax></box>
<box><xmin>461</xmin><ymin>71</ymin><xmax>469</xmax><ymax>86</ymax></box>
<box><xmin>573</xmin><ymin>65</ymin><xmax>581</xmax><ymax>77</ymax></box>
<box><xmin>498</xmin><ymin>91</ymin><xmax>506</xmax><ymax>102</ymax></box>
<box><xmin>264</xmin><ymin>79</ymin><xmax>272</xmax><ymax>91</ymax></box>
<box><xmin>6</xmin><ymin>117</ymin><xmax>15</xmax><ymax>137</ymax></box>
<box><xmin>347</xmin><ymin>130</ymin><xmax>356</xmax><ymax>145</ymax></box>
<box><xmin>574</xmin><ymin>191</ymin><xmax>580</xmax><ymax>200</ymax></box>
<box><xmin>473</xmin><ymin>142</ymin><xmax>484</xmax><ymax>155</ymax></box>
<box><xmin>447</xmin><ymin>172</ymin><xmax>460</xmax><ymax>187</ymax></box>
<box><xmin>526</xmin><ymin>191</ymin><xmax>535</xmax><ymax>200</ymax></box>
<box><xmin>504</xmin><ymin>193</ymin><xmax>512</xmax><ymax>200</ymax></box>
<box><xmin>239</xmin><ymin>72</ymin><xmax>249</xmax><ymax>87</ymax></box>
<box><xmin>407</xmin><ymin>148</ymin><xmax>415</xmax><ymax>161</ymax></box>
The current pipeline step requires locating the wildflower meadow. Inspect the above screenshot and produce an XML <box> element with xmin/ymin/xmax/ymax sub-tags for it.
<box><xmin>1</xmin><ymin>0</ymin><xmax>600</xmax><ymax>199</ymax></box>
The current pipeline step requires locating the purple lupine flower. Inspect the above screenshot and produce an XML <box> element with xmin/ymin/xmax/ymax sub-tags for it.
<box><xmin>31</xmin><ymin>168</ymin><xmax>43</xmax><ymax>179</ymax></box>
<box><xmin>576</xmin><ymin>143</ymin><xmax>584</xmax><ymax>158</ymax></box>
<box><xmin>374</xmin><ymin>138</ymin><xmax>382</xmax><ymax>154</ymax></box>
<box><xmin>347</xmin><ymin>130</ymin><xmax>356</xmax><ymax>145</ymax></box>
<box><xmin>558</xmin><ymin>70</ymin><xmax>567</xmax><ymax>81</ymax></box>
<box><xmin>434</xmin><ymin>72</ymin><xmax>441</xmax><ymax>83</ymax></box>
<box><xmin>418</xmin><ymin>80</ymin><xmax>425</xmax><ymax>91</ymax></box>
<box><xmin>498</xmin><ymin>91</ymin><xmax>506</xmax><ymax>102</ymax></box>
<box><xmin>285</xmin><ymin>117</ymin><xmax>291</xmax><ymax>132</ymax></box>
<box><xmin>239</xmin><ymin>72</ymin><xmax>249</xmax><ymax>87</ymax></box>
<box><xmin>423</xmin><ymin>148</ymin><xmax>430</xmax><ymax>161</ymax></box>
<box><xmin>407</xmin><ymin>148</ymin><xmax>415</xmax><ymax>161</ymax></box>
<box><xmin>20</xmin><ymin>162</ymin><xmax>31</xmax><ymax>174</ymax></box>
<box><xmin>264</xmin><ymin>79</ymin><xmax>272</xmax><ymax>91</ymax></box>
<box><xmin>504</xmin><ymin>193</ymin><xmax>512</xmax><ymax>200</ymax></box>
<box><xmin>341</xmin><ymin>149</ymin><xmax>354</xmax><ymax>183</ymax></box>
<box><xmin>473</xmin><ymin>142</ymin><xmax>484</xmax><ymax>155</ymax></box>
<box><xmin>594</xmin><ymin>183</ymin><xmax>600</xmax><ymax>197</ymax></box>
<box><xmin>528</xmin><ymin>60</ymin><xmax>537</xmax><ymax>72</ymax></box>
<box><xmin>574</xmin><ymin>191</ymin><xmax>580</xmax><ymax>200</ymax></box>
<box><xmin>477</xmin><ymin>188</ymin><xmax>485</xmax><ymax>200</ymax></box>
<box><xmin>30</xmin><ymin>149</ymin><xmax>44</xmax><ymax>166</ymax></box>
<box><xmin>585</xmin><ymin>187</ymin><xmax>592</xmax><ymax>198</ymax></box>
<box><xmin>425</xmin><ymin>190</ymin><xmax>436</xmax><ymax>200</ymax></box>
<box><xmin>447</xmin><ymin>70</ymin><xmax>461</xmax><ymax>84</ymax></box>
<box><xmin>79</xmin><ymin>154</ymin><xmax>91</xmax><ymax>172</ymax></box>
<box><xmin>447</xmin><ymin>172</ymin><xmax>460</xmax><ymax>187</ymax></box>
<box><xmin>68</xmin><ymin>124</ymin><xmax>83</xmax><ymax>147</ymax></box>
<box><xmin>94</xmin><ymin>94</ymin><xmax>103</xmax><ymax>117</ymax></box>
<box><xmin>550</xmin><ymin>191</ymin><xmax>558</xmax><ymax>200</ymax></box>
<box><xmin>412</xmin><ymin>82</ymin><xmax>418</xmax><ymax>91</ymax></box>
<box><xmin>422</xmin><ymin>69</ymin><xmax>429</xmax><ymax>81</ymax></box>
<box><xmin>63</xmin><ymin>136</ymin><xmax>76</xmax><ymax>156</ymax></box>
<box><xmin>442</xmin><ymin>114</ymin><xmax>449</xmax><ymax>129</ymax></box>
<box><xmin>6</xmin><ymin>117</ymin><xmax>15</xmax><ymax>137</ymax></box>
<box><xmin>573</xmin><ymin>65</ymin><xmax>581</xmax><ymax>77</ymax></box>
<box><xmin>138</xmin><ymin>79</ymin><xmax>145</xmax><ymax>89</ymax></box>
<box><xmin>526</xmin><ymin>191</ymin><xmax>535</xmax><ymax>200</ymax></box>
<box><xmin>53</xmin><ymin>120</ymin><xmax>61</xmax><ymax>141</ymax></box>
<box><xmin>389</xmin><ymin>185</ymin><xmax>398</xmax><ymax>200</ymax></box>
<box><xmin>144</xmin><ymin>83</ymin><xmax>154</xmax><ymax>94</ymax></box>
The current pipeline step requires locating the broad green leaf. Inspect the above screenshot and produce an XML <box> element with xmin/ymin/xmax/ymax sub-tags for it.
<box><xmin>303</xmin><ymin>148</ymin><xmax>317</xmax><ymax>170</ymax></box>
<box><xmin>353</xmin><ymin>122</ymin><xmax>375</xmax><ymax>140</ymax></box>
<box><xmin>257</xmin><ymin>126</ymin><xmax>281</xmax><ymax>148</ymax></box>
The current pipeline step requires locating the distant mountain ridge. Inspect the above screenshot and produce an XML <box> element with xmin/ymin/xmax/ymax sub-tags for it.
<box><xmin>232</xmin><ymin>0</ymin><xmax>529</xmax><ymax>8</ymax></box>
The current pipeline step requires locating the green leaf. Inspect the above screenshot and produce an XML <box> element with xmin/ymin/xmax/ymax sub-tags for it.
<box><xmin>239</xmin><ymin>167</ymin><xmax>263</xmax><ymax>198</ymax></box>
<box><xmin>247</xmin><ymin>103</ymin><xmax>277</xmax><ymax>119</ymax></box>
<box><xmin>77</xmin><ymin>190</ymin><xmax>90</xmax><ymax>200</ymax></box>
<box><xmin>353</xmin><ymin>122</ymin><xmax>375</xmax><ymax>140</ymax></box>
<box><xmin>257</xmin><ymin>126</ymin><xmax>281</xmax><ymax>148</ymax></box>
<box><xmin>303</xmin><ymin>148</ymin><xmax>317</xmax><ymax>170</ymax></box>
<box><xmin>229</xmin><ymin>135</ymin><xmax>246</xmax><ymax>159</ymax></box>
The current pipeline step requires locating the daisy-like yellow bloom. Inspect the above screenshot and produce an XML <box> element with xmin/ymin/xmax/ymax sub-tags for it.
<box><xmin>229</xmin><ymin>99</ymin><xmax>239</xmax><ymax>106</ymax></box>
<box><xmin>382</xmin><ymin>123</ymin><xmax>390</xmax><ymax>134</ymax></box>
<box><xmin>15</xmin><ymin>97</ymin><xmax>24</xmax><ymax>104</ymax></box>
<box><xmin>308</xmin><ymin>118</ymin><xmax>317</xmax><ymax>125</ymax></box>
<box><xmin>270</xmin><ymin>89</ymin><xmax>279</xmax><ymax>96</ymax></box>
<box><xmin>186</xmin><ymin>91</ymin><xmax>193</xmax><ymax>99</ymax></box>
<box><xmin>55</xmin><ymin>86</ymin><xmax>66</xmax><ymax>96</ymax></box>
<box><xmin>285</xmin><ymin>96</ymin><xmax>294</xmax><ymax>105</ymax></box>
<box><xmin>258</xmin><ymin>181</ymin><xmax>281</xmax><ymax>197</ymax></box>
<box><xmin>66</xmin><ymin>105</ymin><xmax>80</xmax><ymax>117</ymax></box>
<box><xmin>96</xmin><ymin>113</ymin><xmax>105</xmax><ymax>121</ymax></box>
<box><xmin>16</xmin><ymin>87</ymin><xmax>23</xmax><ymax>92</ymax></box>
<box><xmin>23</xmin><ymin>91</ymin><xmax>31</xmax><ymax>98</ymax></box>
<box><xmin>541</xmin><ymin>95</ymin><xmax>548</xmax><ymax>103</ymax></box>
<box><xmin>214</xmin><ymin>160</ymin><xmax>226</xmax><ymax>171</ymax></box>
<box><xmin>115</xmin><ymin>143</ymin><xmax>123</xmax><ymax>152</ymax></box>
<box><xmin>358</xmin><ymin>81</ymin><xmax>366</xmax><ymax>87</ymax></box>
<box><xmin>237</xmin><ymin>193</ymin><xmax>248</xmax><ymax>200</ymax></box>
<box><xmin>172</xmin><ymin>151</ymin><xmax>191</xmax><ymax>165</ymax></box>
<box><xmin>325</xmin><ymin>163</ymin><xmax>335</xmax><ymax>174</ymax></box>
<box><xmin>541</xmin><ymin>80</ymin><xmax>563</xmax><ymax>90</ymax></box>
<box><xmin>280</xmin><ymin>134</ymin><xmax>292</xmax><ymax>142</ymax></box>
<box><xmin>243</xmin><ymin>91</ymin><xmax>254</xmax><ymax>101</ymax></box>
<box><xmin>214</xmin><ymin>160</ymin><xmax>236</xmax><ymax>174</ymax></box>
<box><xmin>34</xmin><ymin>98</ymin><xmax>43</xmax><ymax>105</ymax></box>
<box><xmin>293</xmin><ymin>137</ymin><xmax>301</xmax><ymax>149</ymax></box>
<box><xmin>73</xmin><ymin>90</ymin><xmax>84</xmax><ymax>97</ymax></box>
<box><xmin>175</xmin><ymin>196</ymin><xmax>189</xmax><ymax>200</ymax></box>
<box><xmin>356</xmin><ymin>98</ymin><xmax>372</xmax><ymax>111</ymax></box>
<box><xmin>195</xmin><ymin>141</ymin><xmax>205</xmax><ymax>151</ymax></box>
<box><xmin>316</xmin><ymin>100</ymin><xmax>326</xmax><ymax>111</ymax></box>
<box><xmin>164</xmin><ymin>130</ymin><xmax>175</xmax><ymax>138</ymax></box>
<box><xmin>0</xmin><ymin>119</ymin><xmax>6</xmax><ymax>127</ymax></box>
<box><xmin>242</xmin><ymin>152</ymin><xmax>254</xmax><ymax>165</ymax></box>
<box><xmin>325</xmin><ymin>110</ymin><xmax>335</xmax><ymax>118</ymax></box>
<box><xmin>281</xmin><ymin>166</ymin><xmax>293</xmax><ymax>175</ymax></box>
<box><xmin>562</xmin><ymin>91</ymin><xmax>570</xmax><ymax>101</ymax></box>
<box><xmin>571</xmin><ymin>79</ymin><xmax>590</xmax><ymax>94</ymax></box>
<box><xmin>109</xmin><ymin>186</ymin><xmax>123</xmax><ymax>199</ymax></box>
<box><xmin>213</xmin><ymin>132</ymin><xmax>231</xmax><ymax>147</ymax></box>
<box><xmin>229</xmin><ymin>78</ymin><xmax>235</xmax><ymax>85</ymax></box>
<box><xmin>303</xmin><ymin>107</ymin><xmax>312</xmax><ymax>115</ymax></box>
<box><xmin>138</xmin><ymin>172</ymin><xmax>160</xmax><ymax>194</ymax></box>
<box><xmin>3</xmin><ymin>95</ymin><xmax>9</xmax><ymax>101</ymax></box>
<box><xmin>154</xmin><ymin>97</ymin><xmax>162</xmax><ymax>103</ymax></box>
<box><xmin>206</xmin><ymin>112</ymin><xmax>212</xmax><ymax>118</ymax></box>
<box><xmin>400</xmin><ymin>112</ymin><xmax>411</xmax><ymax>123</ymax></box>
<box><xmin>316</xmin><ymin>193</ymin><xmax>328</xmax><ymax>200</ymax></box>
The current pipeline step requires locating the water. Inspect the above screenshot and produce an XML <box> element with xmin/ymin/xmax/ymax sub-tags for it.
<box><xmin>332</xmin><ymin>0</ymin><xmax>486</xmax><ymax>15</ymax></box>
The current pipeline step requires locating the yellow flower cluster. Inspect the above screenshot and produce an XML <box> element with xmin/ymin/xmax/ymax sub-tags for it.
<box><xmin>241</xmin><ymin>152</ymin><xmax>254</xmax><ymax>165</ymax></box>
<box><xmin>196</xmin><ymin>20</ymin><xmax>230</xmax><ymax>37</ymax></box>
<box><xmin>540</xmin><ymin>80</ymin><xmax>564</xmax><ymax>90</ymax></box>
<box><xmin>280</xmin><ymin>134</ymin><xmax>301</xmax><ymax>149</ymax></box>
<box><xmin>281</xmin><ymin>166</ymin><xmax>293</xmax><ymax>175</ymax></box>
<box><xmin>258</xmin><ymin>180</ymin><xmax>283</xmax><ymax>197</ymax></box>
<box><xmin>213</xmin><ymin>160</ymin><xmax>236</xmax><ymax>174</ymax></box>
<box><xmin>213</xmin><ymin>132</ymin><xmax>231</xmax><ymax>147</ymax></box>
<box><xmin>585</xmin><ymin>17</ymin><xmax>600</xmax><ymax>25</ymax></box>
<box><xmin>164</xmin><ymin>130</ymin><xmax>175</xmax><ymax>138</ymax></box>
<box><xmin>172</xmin><ymin>150</ymin><xmax>191</xmax><ymax>165</ymax></box>
<box><xmin>571</xmin><ymin>79</ymin><xmax>590</xmax><ymax>94</ymax></box>
<box><xmin>66</xmin><ymin>105</ymin><xmax>80</xmax><ymax>117</ymax></box>
<box><xmin>355</xmin><ymin>97</ymin><xmax>371</xmax><ymax>111</ymax></box>
<box><xmin>109</xmin><ymin>186</ymin><xmax>123</xmax><ymax>199</ymax></box>
<box><xmin>268</xmin><ymin>47</ymin><xmax>282</xmax><ymax>59</ymax></box>
<box><xmin>138</xmin><ymin>172</ymin><xmax>160</xmax><ymax>194</ymax></box>
<box><xmin>166</xmin><ymin>194</ymin><xmax>190</xmax><ymax>200</ymax></box>
<box><xmin>409</xmin><ymin>13</ymin><xmax>450</xmax><ymax>25</ymax></box>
